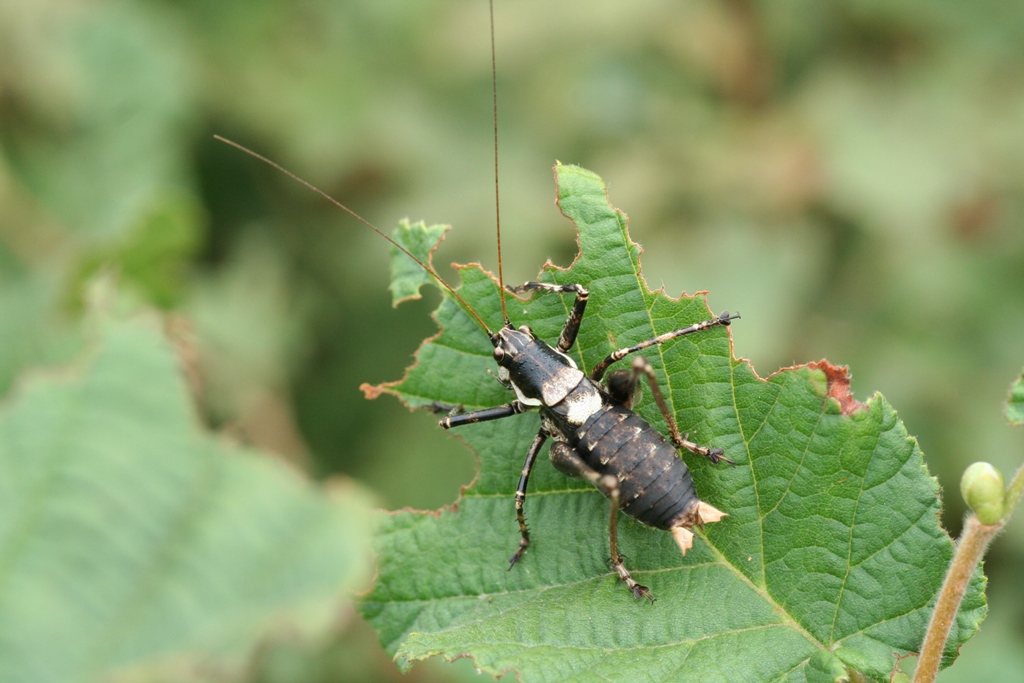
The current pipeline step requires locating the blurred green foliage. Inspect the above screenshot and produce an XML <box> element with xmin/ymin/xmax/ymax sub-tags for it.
<box><xmin>0</xmin><ymin>308</ymin><xmax>377</xmax><ymax>683</ymax></box>
<box><xmin>1</xmin><ymin>0</ymin><xmax>1022</xmax><ymax>680</ymax></box>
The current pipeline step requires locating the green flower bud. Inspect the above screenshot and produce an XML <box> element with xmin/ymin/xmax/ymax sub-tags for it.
<box><xmin>960</xmin><ymin>462</ymin><xmax>1005</xmax><ymax>525</ymax></box>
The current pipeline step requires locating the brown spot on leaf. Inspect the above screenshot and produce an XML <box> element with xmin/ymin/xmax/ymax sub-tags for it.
<box><xmin>360</xmin><ymin>382</ymin><xmax>388</xmax><ymax>400</ymax></box>
<box><xmin>810</xmin><ymin>360</ymin><xmax>865</xmax><ymax>416</ymax></box>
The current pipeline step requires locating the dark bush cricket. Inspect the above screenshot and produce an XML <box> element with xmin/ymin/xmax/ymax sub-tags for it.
<box><xmin>217</xmin><ymin>0</ymin><xmax>738</xmax><ymax>602</ymax></box>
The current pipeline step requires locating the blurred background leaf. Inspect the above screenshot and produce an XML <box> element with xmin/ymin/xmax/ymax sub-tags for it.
<box><xmin>0</xmin><ymin>303</ymin><xmax>375</xmax><ymax>682</ymax></box>
<box><xmin>1</xmin><ymin>0</ymin><xmax>1023</xmax><ymax>680</ymax></box>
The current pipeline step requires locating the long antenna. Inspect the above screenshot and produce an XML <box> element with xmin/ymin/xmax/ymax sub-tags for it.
<box><xmin>213</xmin><ymin>135</ymin><xmax>495</xmax><ymax>339</ymax></box>
<box><xmin>489</xmin><ymin>0</ymin><xmax>510</xmax><ymax>326</ymax></box>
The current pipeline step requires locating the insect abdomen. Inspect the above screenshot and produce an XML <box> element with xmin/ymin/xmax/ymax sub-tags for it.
<box><xmin>573</xmin><ymin>403</ymin><xmax>700</xmax><ymax>530</ymax></box>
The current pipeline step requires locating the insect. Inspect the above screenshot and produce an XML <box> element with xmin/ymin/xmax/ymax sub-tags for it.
<box><xmin>216</xmin><ymin>0</ymin><xmax>738</xmax><ymax>602</ymax></box>
<box><xmin>435</xmin><ymin>295</ymin><xmax>737</xmax><ymax>602</ymax></box>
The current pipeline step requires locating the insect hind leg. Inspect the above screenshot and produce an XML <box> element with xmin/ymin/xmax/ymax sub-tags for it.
<box><xmin>549</xmin><ymin>441</ymin><xmax>654</xmax><ymax>602</ymax></box>
<box><xmin>506</xmin><ymin>281</ymin><xmax>588</xmax><ymax>352</ymax></box>
<box><xmin>623</xmin><ymin>356</ymin><xmax>735</xmax><ymax>466</ymax></box>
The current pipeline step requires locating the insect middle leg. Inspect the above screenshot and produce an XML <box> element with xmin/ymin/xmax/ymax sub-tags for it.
<box><xmin>549</xmin><ymin>441</ymin><xmax>654</xmax><ymax>602</ymax></box>
<box><xmin>507</xmin><ymin>281</ymin><xmax>588</xmax><ymax>352</ymax></box>
<box><xmin>590</xmin><ymin>310</ymin><xmax>739</xmax><ymax>382</ymax></box>
<box><xmin>591</xmin><ymin>310</ymin><xmax>739</xmax><ymax>466</ymax></box>
<box><xmin>509</xmin><ymin>430</ymin><xmax>547</xmax><ymax>569</ymax></box>
<box><xmin>432</xmin><ymin>402</ymin><xmax>547</xmax><ymax>569</ymax></box>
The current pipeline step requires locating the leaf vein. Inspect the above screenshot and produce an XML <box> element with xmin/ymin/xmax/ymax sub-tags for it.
<box><xmin>829</xmin><ymin>418</ymin><xmax>883</xmax><ymax>641</ymax></box>
<box><xmin>703</xmin><ymin>534</ymin><xmax>826</xmax><ymax>651</ymax></box>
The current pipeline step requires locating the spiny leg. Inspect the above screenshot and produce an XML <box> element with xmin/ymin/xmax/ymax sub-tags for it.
<box><xmin>436</xmin><ymin>400</ymin><xmax>528</xmax><ymax>429</ymax></box>
<box><xmin>625</xmin><ymin>356</ymin><xmax>735</xmax><ymax>466</ymax></box>
<box><xmin>509</xmin><ymin>430</ymin><xmax>548</xmax><ymax>568</ymax></box>
<box><xmin>590</xmin><ymin>310</ymin><xmax>739</xmax><ymax>382</ymax></box>
<box><xmin>507</xmin><ymin>281</ymin><xmax>588</xmax><ymax>352</ymax></box>
<box><xmin>549</xmin><ymin>441</ymin><xmax>654</xmax><ymax>602</ymax></box>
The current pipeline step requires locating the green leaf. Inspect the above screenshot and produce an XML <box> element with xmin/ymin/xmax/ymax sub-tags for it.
<box><xmin>806</xmin><ymin>650</ymin><xmax>850</xmax><ymax>683</ymax></box>
<box><xmin>70</xmin><ymin>190</ymin><xmax>204</xmax><ymax>310</ymax></box>
<box><xmin>1006</xmin><ymin>369</ymin><xmax>1024</xmax><ymax>426</ymax></box>
<box><xmin>0</xmin><ymin>267</ymin><xmax>82</xmax><ymax>397</ymax></box>
<box><xmin>358</xmin><ymin>164</ymin><xmax>984</xmax><ymax>681</ymax></box>
<box><xmin>388</xmin><ymin>220</ymin><xmax>450</xmax><ymax>306</ymax></box>
<box><xmin>0</xmin><ymin>310</ymin><xmax>374</xmax><ymax>683</ymax></box>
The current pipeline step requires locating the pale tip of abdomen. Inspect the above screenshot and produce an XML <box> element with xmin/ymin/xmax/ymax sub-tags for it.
<box><xmin>670</xmin><ymin>501</ymin><xmax>727</xmax><ymax>557</ymax></box>
<box><xmin>696</xmin><ymin>501</ymin><xmax>727</xmax><ymax>525</ymax></box>
<box><xmin>671</xmin><ymin>526</ymin><xmax>694</xmax><ymax>557</ymax></box>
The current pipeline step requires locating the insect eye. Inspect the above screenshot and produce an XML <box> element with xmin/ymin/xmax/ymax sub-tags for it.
<box><xmin>518</xmin><ymin>325</ymin><xmax>533</xmax><ymax>336</ymax></box>
<box><xmin>493</xmin><ymin>347</ymin><xmax>505</xmax><ymax>362</ymax></box>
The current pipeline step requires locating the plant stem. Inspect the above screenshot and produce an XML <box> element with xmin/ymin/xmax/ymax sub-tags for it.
<box><xmin>1003</xmin><ymin>460</ymin><xmax>1024</xmax><ymax>516</ymax></box>
<box><xmin>912</xmin><ymin>515</ymin><xmax>1000</xmax><ymax>683</ymax></box>
<box><xmin>914</xmin><ymin>458</ymin><xmax>1024</xmax><ymax>682</ymax></box>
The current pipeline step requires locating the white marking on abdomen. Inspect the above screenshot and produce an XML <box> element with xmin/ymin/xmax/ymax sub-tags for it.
<box><xmin>564</xmin><ymin>385</ymin><xmax>603</xmax><ymax>425</ymax></box>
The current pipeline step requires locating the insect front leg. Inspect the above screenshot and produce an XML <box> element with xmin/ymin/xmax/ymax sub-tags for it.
<box><xmin>549</xmin><ymin>441</ymin><xmax>654</xmax><ymax>602</ymax></box>
<box><xmin>435</xmin><ymin>400</ymin><xmax>528</xmax><ymax>429</ymax></box>
<box><xmin>508</xmin><ymin>430</ymin><xmax>548</xmax><ymax>569</ymax></box>
<box><xmin>506</xmin><ymin>282</ymin><xmax>588</xmax><ymax>351</ymax></box>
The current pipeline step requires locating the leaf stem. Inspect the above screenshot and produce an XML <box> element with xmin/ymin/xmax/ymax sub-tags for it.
<box><xmin>915</xmin><ymin>482</ymin><xmax>1019</xmax><ymax>683</ymax></box>
<box><xmin>915</xmin><ymin>451</ymin><xmax>1024</xmax><ymax>682</ymax></box>
<box><xmin>917</xmin><ymin>378</ymin><xmax>1024</xmax><ymax>683</ymax></box>
<box><xmin>912</xmin><ymin>515</ymin><xmax>1000</xmax><ymax>683</ymax></box>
